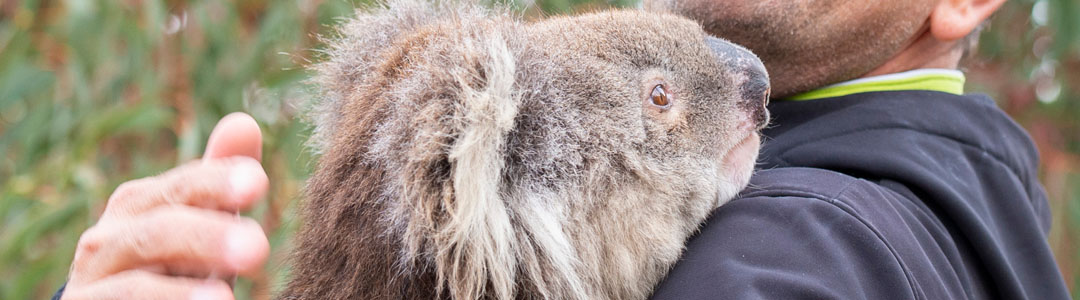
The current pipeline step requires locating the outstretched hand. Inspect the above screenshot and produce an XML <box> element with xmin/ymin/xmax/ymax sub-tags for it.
<box><xmin>63</xmin><ymin>113</ymin><xmax>270</xmax><ymax>300</ymax></box>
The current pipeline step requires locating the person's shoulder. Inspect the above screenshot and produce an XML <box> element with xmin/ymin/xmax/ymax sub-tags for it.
<box><xmin>733</xmin><ymin>167</ymin><xmax>908</xmax><ymax>219</ymax></box>
<box><xmin>716</xmin><ymin>168</ymin><xmax>908</xmax><ymax>251</ymax></box>
<box><xmin>739</xmin><ymin>167</ymin><xmax>863</xmax><ymax>201</ymax></box>
<box><xmin>651</xmin><ymin>168</ymin><xmax>919</xmax><ymax>299</ymax></box>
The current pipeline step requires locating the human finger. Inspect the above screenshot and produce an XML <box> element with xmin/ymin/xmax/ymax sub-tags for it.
<box><xmin>101</xmin><ymin>157</ymin><xmax>268</xmax><ymax>218</ymax></box>
<box><xmin>63</xmin><ymin>269</ymin><xmax>233</xmax><ymax>300</ymax></box>
<box><xmin>203</xmin><ymin>112</ymin><xmax>262</xmax><ymax>162</ymax></box>
<box><xmin>71</xmin><ymin>207</ymin><xmax>269</xmax><ymax>283</ymax></box>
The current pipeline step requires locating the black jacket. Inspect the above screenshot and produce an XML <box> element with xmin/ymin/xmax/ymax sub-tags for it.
<box><xmin>651</xmin><ymin>91</ymin><xmax>1070</xmax><ymax>299</ymax></box>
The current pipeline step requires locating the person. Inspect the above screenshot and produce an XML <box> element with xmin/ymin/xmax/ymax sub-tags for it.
<box><xmin>56</xmin><ymin>0</ymin><xmax>1072</xmax><ymax>299</ymax></box>
<box><xmin>645</xmin><ymin>0</ymin><xmax>1072</xmax><ymax>299</ymax></box>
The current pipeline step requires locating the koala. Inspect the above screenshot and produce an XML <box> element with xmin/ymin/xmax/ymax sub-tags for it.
<box><xmin>283</xmin><ymin>1</ymin><xmax>769</xmax><ymax>299</ymax></box>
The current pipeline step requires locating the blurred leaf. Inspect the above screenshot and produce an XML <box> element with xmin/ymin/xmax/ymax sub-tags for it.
<box><xmin>0</xmin><ymin>62</ymin><xmax>54</xmax><ymax>111</ymax></box>
<box><xmin>0</xmin><ymin>198</ymin><xmax>86</xmax><ymax>264</ymax></box>
<box><xmin>1050</xmin><ymin>0</ymin><xmax>1080</xmax><ymax>57</ymax></box>
<box><xmin>78</xmin><ymin>104</ymin><xmax>174</xmax><ymax>144</ymax></box>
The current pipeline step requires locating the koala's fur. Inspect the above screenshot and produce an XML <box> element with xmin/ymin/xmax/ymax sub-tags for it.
<box><xmin>284</xmin><ymin>1</ymin><xmax>768</xmax><ymax>299</ymax></box>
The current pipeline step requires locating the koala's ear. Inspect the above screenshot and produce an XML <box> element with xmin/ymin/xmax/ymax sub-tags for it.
<box><xmin>306</xmin><ymin>0</ymin><xmax>496</xmax><ymax>154</ymax></box>
<box><xmin>415</xmin><ymin>30</ymin><xmax>524</xmax><ymax>300</ymax></box>
<box><xmin>306</xmin><ymin>1</ymin><xmax>427</xmax><ymax>153</ymax></box>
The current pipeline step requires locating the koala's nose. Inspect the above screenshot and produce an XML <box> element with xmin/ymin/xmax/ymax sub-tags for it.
<box><xmin>705</xmin><ymin>36</ymin><xmax>770</xmax><ymax>130</ymax></box>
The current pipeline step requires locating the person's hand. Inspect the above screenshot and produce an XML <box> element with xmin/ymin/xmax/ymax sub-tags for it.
<box><xmin>63</xmin><ymin>113</ymin><xmax>271</xmax><ymax>300</ymax></box>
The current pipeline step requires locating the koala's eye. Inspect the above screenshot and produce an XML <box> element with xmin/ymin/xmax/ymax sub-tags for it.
<box><xmin>650</xmin><ymin>84</ymin><xmax>671</xmax><ymax>108</ymax></box>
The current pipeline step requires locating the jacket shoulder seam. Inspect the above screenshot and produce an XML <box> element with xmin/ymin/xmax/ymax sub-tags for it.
<box><xmin>739</xmin><ymin>181</ymin><xmax>922</xmax><ymax>300</ymax></box>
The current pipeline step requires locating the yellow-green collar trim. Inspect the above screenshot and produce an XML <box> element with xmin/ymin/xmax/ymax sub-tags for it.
<box><xmin>786</xmin><ymin>69</ymin><xmax>966</xmax><ymax>101</ymax></box>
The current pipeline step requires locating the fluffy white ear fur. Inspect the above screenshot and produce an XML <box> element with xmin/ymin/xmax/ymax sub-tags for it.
<box><xmin>429</xmin><ymin>33</ymin><xmax>592</xmax><ymax>299</ymax></box>
<box><xmin>435</xmin><ymin>32</ymin><xmax>521</xmax><ymax>300</ymax></box>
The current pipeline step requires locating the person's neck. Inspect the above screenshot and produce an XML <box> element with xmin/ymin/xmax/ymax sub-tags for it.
<box><xmin>862</xmin><ymin>27</ymin><xmax>964</xmax><ymax>77</ymax></box>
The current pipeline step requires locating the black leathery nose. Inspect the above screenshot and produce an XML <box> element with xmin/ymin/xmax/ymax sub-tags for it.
<box><xmin>705</xmin><ymin>35</ymin><xmax>770</xmax><ymax>129</ymax></box>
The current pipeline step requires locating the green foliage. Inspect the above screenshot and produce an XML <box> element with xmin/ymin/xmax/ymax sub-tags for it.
<box><xmin>0</xmin><ymin>0</ymin><xmax>1077</xmax><ymax>299</ymax></box>
<box><xmin>0</xmin><ymin>0</ymin><xmax>362</xmax><ymax>298</ymax></box>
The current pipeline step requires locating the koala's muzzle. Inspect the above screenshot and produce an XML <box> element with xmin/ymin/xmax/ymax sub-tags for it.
<box><xmin>705</xmin><ymin>36</ymin><xmax>770</xmax><ymax>129</ymax></box>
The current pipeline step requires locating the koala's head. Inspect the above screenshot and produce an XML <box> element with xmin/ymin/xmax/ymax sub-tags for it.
<box><xmin>516</xmin><ymin>11</ymin><xmax>769</xmax><ymax>204</ymax></box>
<box><xmin>289</xmin><ymin>1</ymin><xmax>769</xmax><ymax>300</ymax></box>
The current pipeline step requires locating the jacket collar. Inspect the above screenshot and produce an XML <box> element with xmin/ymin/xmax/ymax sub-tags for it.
<box><xmin>786</xmin><ymin>69</ymin><xmax>965</xmax><ymax>101</ymax></box>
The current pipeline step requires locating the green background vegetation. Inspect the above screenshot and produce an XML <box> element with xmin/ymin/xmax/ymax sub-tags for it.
<box><xmin>1</xmin><ymin>0</ymin><xmax>1077</xmax><ymax>299</ymax></box>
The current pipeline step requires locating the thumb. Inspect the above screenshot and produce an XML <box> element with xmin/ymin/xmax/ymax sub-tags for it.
<box><xmin>203</xmin><ymin>112</ymin><xmax>263</xmax><ymax>162</ymax></box>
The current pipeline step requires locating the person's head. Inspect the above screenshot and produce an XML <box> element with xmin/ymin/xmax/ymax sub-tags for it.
<box><xmin>647</xmin><ymin>0</ymin><xmax>1006</xmax><ymax>98</ymax></box>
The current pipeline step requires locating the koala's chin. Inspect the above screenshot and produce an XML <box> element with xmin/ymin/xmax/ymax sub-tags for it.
<box><xmin>284</xmin><ymin>1</ymin><xmax>770</xmax><ymax>299</ymax></box>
